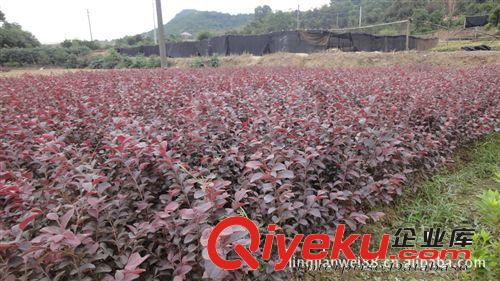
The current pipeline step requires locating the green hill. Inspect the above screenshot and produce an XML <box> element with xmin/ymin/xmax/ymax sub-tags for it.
<box><xmin>145</xmin><ymin>9</ymin><xmax>252</xmax><ymax>38</ymax></box>
<box><xmin>127</xmin><ymin>1</ymin><xmax>498</xmax><ymax>46</ymax></box>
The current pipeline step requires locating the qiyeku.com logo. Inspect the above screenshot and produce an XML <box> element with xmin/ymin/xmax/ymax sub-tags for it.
<box><xmin>207</xmin><ymin>217</ymin><xmax>473</xmax><ymax>271</ymax></box>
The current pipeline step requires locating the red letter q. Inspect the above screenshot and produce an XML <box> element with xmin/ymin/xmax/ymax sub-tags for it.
<box><xmin>207</xmin><ymin>216</ymin><xmax>260</xmax><ymax>270</ymax></box>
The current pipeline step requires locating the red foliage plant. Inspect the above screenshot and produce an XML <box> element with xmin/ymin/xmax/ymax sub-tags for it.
<box><xmin>0</xmin><ymin>66</ymin><xmax>498</xmax><ymax>280</ymax></box>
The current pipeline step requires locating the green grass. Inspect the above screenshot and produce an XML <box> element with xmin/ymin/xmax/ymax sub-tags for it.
<box><xmin>297</xmin><ymin>133</ymin><xmax>499</xmax><ymax>281</ymax></box>
<box><xmin>396</xmin><ymin>134</ymin><xmax>499</xmax><ymax>228</ymax></box>
<box><xmin>431</xmin><ymin>40</ymin><xmax>500</xmax><ymax>52</ymax></box>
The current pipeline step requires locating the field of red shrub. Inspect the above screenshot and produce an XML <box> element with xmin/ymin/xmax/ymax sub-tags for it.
<box><xmin>0</xmin><ymin>66</ymin><xmax>498</xmax><ymax>280</ymax></box>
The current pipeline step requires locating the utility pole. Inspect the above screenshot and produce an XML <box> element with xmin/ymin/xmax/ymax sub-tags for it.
<box><xmin>358</xmin><ymin>6</ymin><xmax>362</xmax><ymax>27</ymax></box>
<box><xmin>152</xmin><ymin>0</ymin><xmax>157</xmax><ymax>44</ymax></box>
<box><xmin>405</xmin><ymin>19</ymin><xmax>411</xmax><ymax>51</ymax></box>
<box><xmin>155</xmin><ymin>0</ymin><xmax>168</xmax><ymax>68</ymax></box>
<box><xmin>296</xmin><ymin>5</ymin><xmax>300</xmax><ymax>30</ymax></box>
<box><xmin>87</xmin><ymin>9</ymin><xmax>93</xmax><ymax>41</ymax></box>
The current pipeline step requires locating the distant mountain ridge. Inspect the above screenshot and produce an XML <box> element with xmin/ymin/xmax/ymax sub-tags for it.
<box><xmin>144</xmin><ymin>9</ymin><xmax>252</xmax><ymax>38</ymax></box>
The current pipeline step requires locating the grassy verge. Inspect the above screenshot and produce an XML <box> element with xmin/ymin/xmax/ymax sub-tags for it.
<box><xmin>431</xmin><ymin>40</ymin><xmax>500</xmax><ymax>52</ymax></box>
<box><xmin>296</xmin><ymin>133</ymin><xmax>499</xmax><ymax>280</ymax></box>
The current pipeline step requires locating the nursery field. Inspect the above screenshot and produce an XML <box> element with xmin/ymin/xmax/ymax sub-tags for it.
<box><xmin>0</xmin><ymin>66</ymin><xmax>498</xmax><ymax>280</ymax></box>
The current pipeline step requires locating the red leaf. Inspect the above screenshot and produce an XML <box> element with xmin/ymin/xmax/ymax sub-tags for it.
<box><xmin>245</xmin><ymin>161</ymin><xmax>262</xmax><ymax>169</ymax></box>
<box><xmin>165</xmin><ymin>201</ymin><xmax>180</xmax><ymax>212</ymax></box>
<box><xmin>159</xmin><ymin>141</ymin><xmax>167</xmax><ymax>157</ymax></box>
<box><xmin>0</xmin><ymin>243</ymin><xmax>17</xmax><ymax>252</ymax></box>
<box><xmin>235</xmin><ymin>190</ymin><xmax>249</xmax><ymax>202</ymax></box>
<box><xmin>278</xmin><ymin>170</ymin><xmax>294</xmax><ymax>179</ymax></box>
<box><xmin>194</xmin><ymin>202</ymin><xmax>213</xmax><ymax>213</ymax></box>
<box><xmin>19</xmin><ymin>213</ymin><xmax>39</xmax><ymax>230</ymax></box>
<box><xmin>179</xmin><ymin>209</ymin><xmax>195</xmax><ymax>220</ymax></box>
<box><xmin>250</xmin><ymin>172</ymin><xmax>264</xmax><ymax>183</ymax></box>
<box><xmin>367</xmin><ymin>211</ymin><xmax>385</xmax><ymax>222</ymax></box>
<box><xmin>125</xmin><ymin>253</ymin><xmax>150</xmax><ymax>271</ymax></box>
<box><xmin>60</xmin><ymin>208</ymin><xmax>74</xmax><ymax>229</ymax></box>
<box><xmin>310</xmin><ymin>209</ymin><xmax>321</xmax><ymax>218</ymax></box>
<box><xmin>263</xmin><ymin>194</ymin><xmax>274</xmax><ymax>203</ymax></box>
<box><xmin>46</xmin><ymin>213</ymin><xmax>59</xmax><ymax>221</ymax></box>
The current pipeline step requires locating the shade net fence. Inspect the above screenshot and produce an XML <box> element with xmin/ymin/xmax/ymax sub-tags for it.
<box><xmin>464</xmin><ymin>15</ymin><xmax>489</xmax><ymax>28</ymax></box>
<box><xmin>117</xmin><ymin>30</ymin><xmax>438</xmax><ymax>58</ymax></box>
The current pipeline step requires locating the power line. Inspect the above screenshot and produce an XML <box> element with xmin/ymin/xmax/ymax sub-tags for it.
<box><xmin>330</xmin><ymin>19</ymin><xmax>408</xmax><ymax>32</ymax></box>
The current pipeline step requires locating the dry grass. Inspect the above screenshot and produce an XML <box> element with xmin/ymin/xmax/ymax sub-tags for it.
<box><xmin>431</xmin><ymin>40</ymin><xmax>500</xmax><ymax>52</ymax></box>
<box><xmin>1</xmin><ymin>51</ymin><xmax>499</xmax><ymax>78</ymax></box>
<box><xmin>0</xmin><ymin>68</ymin><xmax>95</xmax><ymax>78</ymax></box>
<box><xmin>170</xmin><ymin>50</ymin><xmax>500</xmax><ymax>69</ymax></box>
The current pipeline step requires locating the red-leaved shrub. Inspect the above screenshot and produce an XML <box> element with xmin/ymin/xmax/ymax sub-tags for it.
<box><xmin>0</xmin><ymin>66</ymin><xmax>498</xmax><ymax>280</ymax></box>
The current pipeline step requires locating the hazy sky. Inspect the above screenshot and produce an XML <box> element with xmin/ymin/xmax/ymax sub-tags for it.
<box><xmin>0</xmin><ymin>0</ymin><xmax>330</xmax><ymax>44</ymax></box>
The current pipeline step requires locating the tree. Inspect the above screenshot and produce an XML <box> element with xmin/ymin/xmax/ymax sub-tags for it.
<box><xmin>241</xmin><ymin>0</ymin><xmax>497</xmax><ymax>35</ymax></box>
<box><xmin>254</xmin><ymin>5</ymin><xmax>272</xmax><ymax>22</ymax></box>
<box><xmin>0</xmin><ymin>10</ymin><xmax>40</xmax><ymax>48</ymax></box>
<box><xmin>0</xmin><ymin>22</ymin><xmax>40</xmax><ymax>48</ymax></box>
<box><xmin>60</xmin><ymin>39</ymin><xmax>101</xmax><ymax>50</ymax></box>
<box><xmin>167</xmin><ymin>34</ymin><xmax>181</xmax><ymax>43</ymax></box>
<box><xmin>488</xmin><ymin>6</ymin><xmax>499</xmax><ymax>27</ymax></box>
<box><xmin>442</xmin><ymin>0</ymin><xmax>456</xmax><ymax>26</ymax></box>
<box><xmin>262</xmin><ymin>11</ymin><xmax>295</xmax><ymax>32</ymax></box>
<box><xmin>61</xmin><ymin>39</ymin><xmax>73</xmax><ymax>48</ymax></box>
<box><xmin>197</xmin><ymin>31</ymin><xmax>214</xmax><ymax>40</ymax></box>
<box><xmin>114</xmin><ymin>34</ymin><xmax>153</xmax><ymax>47</ymax></box>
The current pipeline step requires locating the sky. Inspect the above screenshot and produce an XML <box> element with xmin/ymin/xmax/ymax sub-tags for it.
<box><xmin>0</xmin><ymin>0</ymin><xmax>330</xmax><ymax>44</ymax></box>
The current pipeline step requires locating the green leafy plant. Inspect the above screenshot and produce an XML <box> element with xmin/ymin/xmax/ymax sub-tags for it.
<box><xmin>469</xmin><ymin>190</ymin><xmax>500</xmax><ymax>280</ymax></box>
<box><xmin>190</xmin><ymin>57</ymin><xmax>205</xmax><ymax>68</ymax></box>
<box><xmin>210</xmin><ymin>54</ymin><xmax>220</xmax><ymax>67</ymax></box>
<box><xmin>477</xmin><ymin>190</ymin><xmax>500</xmax><ymax>228</ymax></box>
<box><xmin>470</xmin><ymin>229</ymin><xmax>499</xmax><ymax>280</ymax></box>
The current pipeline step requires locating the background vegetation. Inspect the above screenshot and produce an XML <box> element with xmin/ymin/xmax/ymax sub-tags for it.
<box><xmin>114</xmin><ymin>0</ymin><xmax>500</xmax><ymax>48</ymax></box>
<box><xmin>0</xmin><ymin>0</ymin><xmax>499</xmax><ymax>69</ymax></box>
<box><xmin>242</xmin><ymin>0</ymin><xmax>499</xmax><ymax>35</ymax></box>
<box><xmin>0</xmin><ymin>12</ymin><xmax>40</xmax><ymax>48</ymax></box>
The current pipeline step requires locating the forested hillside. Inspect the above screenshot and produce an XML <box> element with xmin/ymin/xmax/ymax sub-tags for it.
<box><xmin>242</xmin><ymin>0</ymin><xmax>500</xmax><ymax>34</ymax></box>
<box><xmin>119</xmin><ymin>0</ymin><xmax>498</xmax><ymax>47</ymax></box>
<box><xmin>144</xmin><ymin>9</ymin><xmax>252</xmax><ymax>41</ymax></box>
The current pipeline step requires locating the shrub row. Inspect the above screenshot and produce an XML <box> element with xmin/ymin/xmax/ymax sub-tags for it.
<box><xmin>0</xmin><ymin>46</ymin><xmax>91</xmax><ymax>68</ymax></box>
<box><xmin>88</xmin><ymin>52</ymin><xmax>161</xmax><ymax>69</ymax></box>
<box><xmin>0</xmin><ymin>66</ymin><xmax>498</xmax><ymax>280</ymax></box>
<box><xmin>0</xmin><ymin>47</ymin><xmax>162</xmax><ymax>69</ymax></box>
